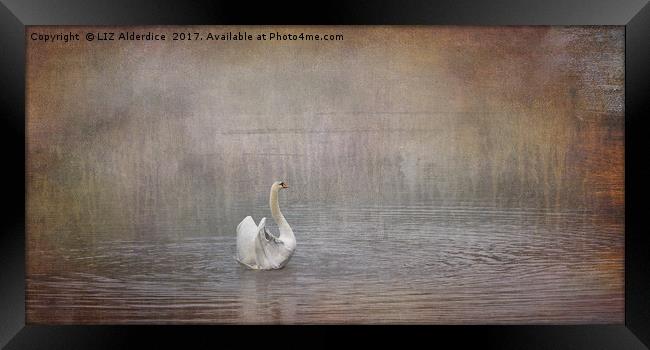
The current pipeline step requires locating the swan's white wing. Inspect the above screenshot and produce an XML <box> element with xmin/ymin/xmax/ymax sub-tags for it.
<box><xmin>253</xmin><ymin>217</ymin><xmax>281</xmax><ymax>243</ymax></box>
<box><xmin>256</xmin><ymin>217</ymin><xmax>267</xmax><ymax>239</ymax></box>
<box><xmin>236</xmin><ymin>216</ymin><xmax>257</xmax><ymax>236</ymax></box>
<box><xmin>236</xmin><ymin>216</ymin><xmax>259</xmax><ymax>267</ymax></box>
<box><xmin>254</xmin><ymin>217</ymin><xmax>289</xmax><ymax>269</ymax></box>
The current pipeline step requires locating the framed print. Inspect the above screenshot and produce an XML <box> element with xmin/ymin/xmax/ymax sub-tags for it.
<box><xmin>1</xmin><ymin>0</ymin><xmax>649</xmax><ymax>348</ymax></box>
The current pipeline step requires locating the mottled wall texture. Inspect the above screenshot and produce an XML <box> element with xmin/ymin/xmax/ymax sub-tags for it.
<box><xmin>26</xmin><ymin>26</ymin><xmax>624</xmax><ymax>324</ymax></box>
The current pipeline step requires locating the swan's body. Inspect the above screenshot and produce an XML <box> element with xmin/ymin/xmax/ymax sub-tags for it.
<box><xmin>235</xmin><ymin>181</ymin><xmax>296</xmax><ymax>270</ymax></box>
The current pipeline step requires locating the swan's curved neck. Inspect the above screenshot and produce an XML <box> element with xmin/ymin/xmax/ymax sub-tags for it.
<box><xmin>269</xmin><ymin>186</ymin><xmax>295</xmax><ymax>247</ymax></box>
<box><xmin>270</xmin><ymin>187</ymin><xmax>288</xmax><ymax>228</ymax></box>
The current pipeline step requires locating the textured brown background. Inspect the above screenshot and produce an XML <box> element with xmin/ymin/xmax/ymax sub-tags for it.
<box><xmin>26</xmin><ymin>26</ymin><xmax>624</xmax><ymax>324</ymax></box>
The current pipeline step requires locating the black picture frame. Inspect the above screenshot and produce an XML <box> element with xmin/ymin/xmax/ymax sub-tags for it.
<box><xmin>1</xmin><ymin>0</ymin><xmax>648</xmax><ymax>348</ymax></box>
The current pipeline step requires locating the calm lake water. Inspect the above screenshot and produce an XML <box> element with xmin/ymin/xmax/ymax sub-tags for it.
<box><xmin>27</xmin><ymin>201</ymin><xmax>623</xmax><ymax>324</ymax></box>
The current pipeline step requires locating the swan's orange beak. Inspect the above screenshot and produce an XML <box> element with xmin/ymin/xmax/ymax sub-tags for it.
<box><xmin>281</xmin><ymin>182</ymin><xmax>288</xmax><ymax>189</ymax></box>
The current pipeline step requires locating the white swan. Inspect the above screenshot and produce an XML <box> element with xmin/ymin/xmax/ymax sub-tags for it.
<box><xmin>235</xmin><ymin>181</ymin><xmax>296</xmax><ymax>270</ymax></box>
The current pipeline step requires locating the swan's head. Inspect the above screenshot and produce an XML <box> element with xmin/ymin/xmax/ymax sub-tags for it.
<box><xmin>272</xmin><ymin>181</ymin><xmax>289</xmax><ymax>190</ymax></box>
